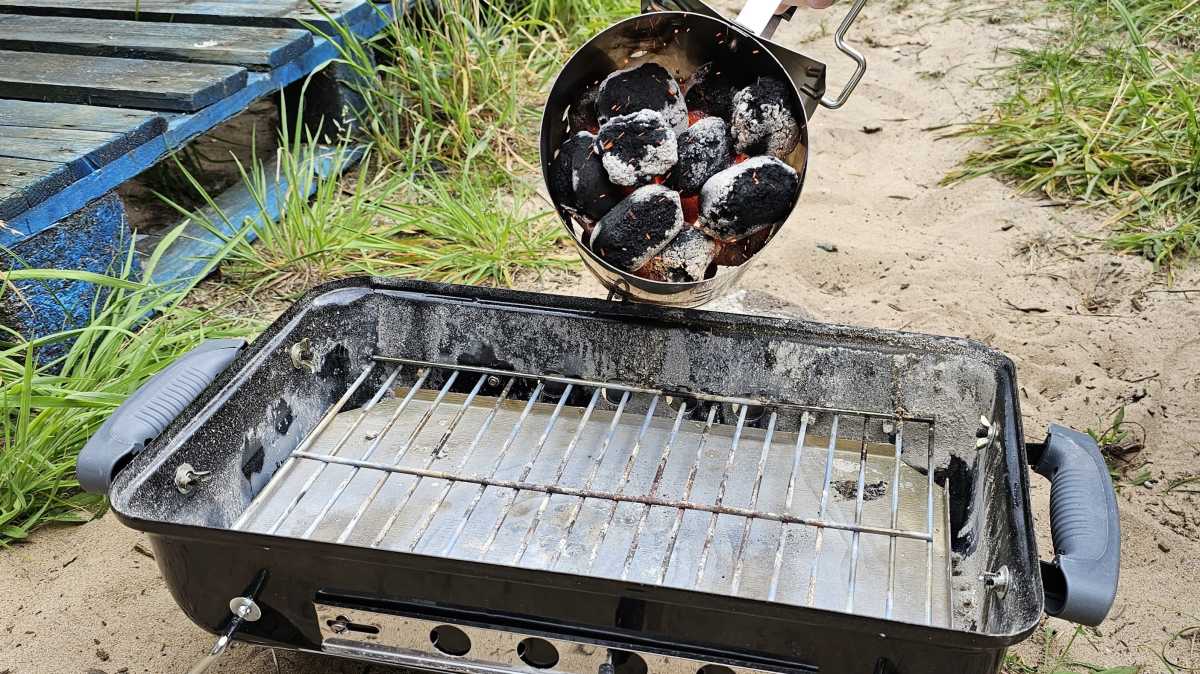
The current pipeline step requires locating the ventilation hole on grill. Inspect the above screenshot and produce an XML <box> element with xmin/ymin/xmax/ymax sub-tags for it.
<box><xmin>698</xmin><ymin>665</ymin><xmax>735</xmax><ymax>674</ymax></box>
<box><xmin>430</xmin><ymin>625</ymin><xmax>471</xmax><ymax>656</ymax></box>
<box><xmin>517</xmin><ymin>637</ymin><xmax>559</xmax><ymax>669</ymax></box>
<box><xmin>611</xmin><ymin>650</ymin><xmax>647</xmax><ymax>674</ymax></box>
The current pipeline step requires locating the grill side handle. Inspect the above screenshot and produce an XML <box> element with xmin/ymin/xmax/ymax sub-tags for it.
<box><xmin>77</xmin><ymin>339</ymin><xmax>246</xmax><ymax>494</ymax></box>
<box><xmin>1027</xmin><ymin>424</ymin><xmax>1121</xmax><ymax>626</ymax></box>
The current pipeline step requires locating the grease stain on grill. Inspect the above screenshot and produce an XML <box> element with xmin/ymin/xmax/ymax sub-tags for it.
<box><xmin>241</xmin><ymin>439</ymin><xmax>265</xmax><ymax>481</ymax></box>
<box><xmin>270</xmin><ymin>398</ymin><xmax>293</xmax><ymax>435</ymax></box>
<box><xmin>833</xmin><ymin>479</ymin><xmax>887</xmax><ymax>501</ymax></box>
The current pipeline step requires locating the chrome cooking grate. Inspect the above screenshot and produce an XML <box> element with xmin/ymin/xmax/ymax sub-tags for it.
<box><xmin>233</xmin><ymin>357</ymin><xmax>955</xmax><ymax>627</ymax></box>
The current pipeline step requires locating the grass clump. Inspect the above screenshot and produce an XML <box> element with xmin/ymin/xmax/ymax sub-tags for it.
<box><xmin>167</xmin><ymin>0</ymin><xmax>636</xmax><ymax>301</ymax></box>
<box><xmin>0</xmin><ymin>233</ymin><xmax>260</xmax><ymax>545</ymax></box>
<box><xmin>1003</xmin><ymin>626</ymin><xmax>1138</xmax><ymax>673</ymax></box>
<box><xmin>945</xmin><ymin>0</ymin><xmax>1200</xmax><ymax>269</ymax></box>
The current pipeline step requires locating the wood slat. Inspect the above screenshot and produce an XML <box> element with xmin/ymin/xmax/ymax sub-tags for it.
<box><xmin>0</xmin><ymin>50</ymin><xmax>248</xmax><ymax>112</ymax></box>
<box><xmin>0</xmin><ymin>15</ymin><xmax>313</xmax><ymax>69</ymax></box>
<box><xmin>0</xmin><ymin>99</ymin><xmax>165</xmax><ymax>135</ymax></box>
<box><xmin>0</xmin><ymin>156</ymin><xmax>88</xmax><ymax>222</ymax></box>
<box><xmin>0</xmin><ymin>0</ymin><xmax>378</xmax><ymax>32</ymax></box>
<box><xmin>0</xmin><ymin>126</ymin><xmax>148</xmax><ymax>167</ymax></box>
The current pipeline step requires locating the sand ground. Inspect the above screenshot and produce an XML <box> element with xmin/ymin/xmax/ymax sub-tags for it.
<box><xmin>3</xmin><ymin>0</ymin><xmax>1198</xmax><ymax>671</ymax></box>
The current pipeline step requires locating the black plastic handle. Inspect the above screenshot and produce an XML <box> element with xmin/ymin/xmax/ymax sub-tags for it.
<box><xmin>1029</xmin><ymin>424</ymin><xmax>1121</xmax><ymax>626</ymax></box>
<box><xmin>77</xmin><ymin>339</ymin><xmax>245</xmax><ymax>494</ymax></box>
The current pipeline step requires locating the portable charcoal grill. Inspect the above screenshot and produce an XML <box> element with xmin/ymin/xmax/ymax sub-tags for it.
<box><xmin>79</xmin><ymin>278</ymin><xmax>1119</xmax><ymax>674</ymax></box>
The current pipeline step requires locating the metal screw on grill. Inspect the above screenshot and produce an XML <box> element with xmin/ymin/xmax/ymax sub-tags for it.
<box><xmin>174</xmin><ymin>463</ymin><xmax>212</xmax><ymax>495</ymax></box>
<box><xmin>487</xmin><ymin>375</ymin><xmax>501</xmax><ymax>387</ymax></box>
<box><xmin>975</xmin><ymin>416</ymin><xmax>997</xmax><ymax>449</ymax></box>
<box><xmin>290</xmin><ymin>338</ymin><xmax>317</xmax><ymax>373</ymax></box>
<box><xmin>329</xmin><ymin>619</ymin><xmax>349</xmax><ymax>634</ymax></box>
<box><xmin>980</xmin><ymin>565</ymin><xmax>1010</xmax><ymax>599</ymax></box>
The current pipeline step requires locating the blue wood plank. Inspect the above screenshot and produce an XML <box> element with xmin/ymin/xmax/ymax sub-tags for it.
<box><xmin>0</xmin><ymin>192</ymin><xmax>138</xmax><ymax>364</ymax></box>
<box><xmin>0</xmin><ymin>50</ymin><xmax>248</xmax><ymax>111</ymax></box>
<box><xmin>0</xmin><ymin>0</ymin><xmax>378</xmax><ymax>33</ymax></box>
<box><xmin>4</xmin><ymin>2</ymin><xmax>394</xmax><ymax>241</ymax></box>
<box><xmin>0</xmin><ymin>15</ymin><xmax>314</xmax><ymax>69</ymax></box>
<box><xmin>0</xmin><ymin>125</ymin><xmax>162</xmax><ymax>168</ymax></box>
<box><xmin>0</xmin><ymin>99</ymin><xmax>165</xmax><ymax>134</ymax></box>
<box><xmin>0</xmin><ymin>157</ymin><xmax>87</xmax><ymax>223</ymax></box>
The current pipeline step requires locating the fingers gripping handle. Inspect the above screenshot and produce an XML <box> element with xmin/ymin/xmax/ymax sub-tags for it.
<box><xmin>1031</xmin><ymin>424</ymin><xmax>1121</xmax><ymax>626</ymax></box>
<box><xmin>77</xmin><ymin>339</ymin><xmax>245</xmax><ymax>494</ymax></box>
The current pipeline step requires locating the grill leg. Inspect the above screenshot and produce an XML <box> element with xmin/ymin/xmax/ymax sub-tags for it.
<box><xmin>186</xmin><ymin>571</ymin><xmax>267</xmax><ymax>674</ymax></box>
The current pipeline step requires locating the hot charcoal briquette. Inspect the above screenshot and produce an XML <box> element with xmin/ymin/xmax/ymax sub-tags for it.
<box><xmin>597</xmin><ymin>62</ymin><xmax>688</xmax><ymax>133</ymax></box>
<box><xmin>596</xmin><ymin>109</ymin><xmax>678</xmax><ymax>187</ymax></box>
<box><xmin>698</xmin><ymin>156</ymin><xmax>798</xmax><ymax>242</ymax></box>
<box><xmin>590</xmin><ymin>184</ymin><xmax>685</xmax><ymax>271</ymax></box>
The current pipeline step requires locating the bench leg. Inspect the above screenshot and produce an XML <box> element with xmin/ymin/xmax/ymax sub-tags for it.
<box><xmin>283</xmin><ymin>57</ymin><xmax>375</xmax><ymax>142</ymax></box>
<box><xmin>1</xmin><ymin>192</ymin><xmax>138</xmax><ymax>364</ymax></box>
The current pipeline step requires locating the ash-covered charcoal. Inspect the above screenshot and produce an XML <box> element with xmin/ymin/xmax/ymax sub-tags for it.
<box><xmin>596</xmin><ymin>110</ymin><xmax>678</xmax><ymax>187</ymax></box>
<box><xmin>549</xmin><ymin>131</ymin><xmax>620</xmax><ymax>222</ymax></box>
<box><xmin>674</xmin><ymin>117</ymin><xmax>733</xmax><ymax>195</ymax></box>
<box><xmin>591</xmin><ymin>184</ymin><xmax>684</xmax><ymax>271</ymax></box>
<box><xmin>569</xmin><ymin>83</ymin><xmax>600</xmax><ymax>133</ymax></box>
<box><xmin>597</xmin><ymin>62</ymin><xmax>688</xmax><ymax>133</ymax></box>
<box><xmin>643</xmin><ymin>226</ymin><xmax>717</xmax><ymax>282</ymax></box>
<box><xmin>698</xmin><ymin>156</ymin><xmax>799</xmax><ymax>242</ymax></box>
<box><xmin>730</xmin><ymin>77</ymin><xmax>801</xmax><ymax>158</ymax></box>
<box><xmin>684</xmin><ymin>62</ymin><xmax>739</xmax><ymax>122</ymax></box>
<box><xmin>712</xmin><ymin>227</ymin><xmax>771</xmax><ymax>266</ymax></box>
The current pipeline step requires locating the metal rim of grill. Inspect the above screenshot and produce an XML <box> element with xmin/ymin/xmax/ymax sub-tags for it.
<box><xmin>231</xmin><ymin>356</ymin><xmax>956</xmax><ymax>627</ymax></box>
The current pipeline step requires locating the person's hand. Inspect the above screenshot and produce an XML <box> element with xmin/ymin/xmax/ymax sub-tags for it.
<box><xmin>776</xmin><ymin>0</ymin><xmax>835</xmax><ymax>11</ymax></box>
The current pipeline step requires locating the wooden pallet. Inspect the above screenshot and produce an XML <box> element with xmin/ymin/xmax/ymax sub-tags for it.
<box><xmin>0</xmin><ymin>0</ymin><xmax>391</xmax><ymax>241</ymax></box>
<box><xmin>0</xmin><ymin>0</ymin><xmax>395</xmax><ymax>354</ymax></box>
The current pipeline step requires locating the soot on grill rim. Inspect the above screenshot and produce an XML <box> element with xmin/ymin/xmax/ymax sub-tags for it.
<box><xmin>552</xmin><ymin>56</ymin><xmax>802</xmax><ymax>283</ymax></box>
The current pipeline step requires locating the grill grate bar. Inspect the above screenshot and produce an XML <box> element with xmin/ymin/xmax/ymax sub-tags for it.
<box><xmin>336</xmin><ymin>371</ymin><xmax>459</xmax><ymax>544</ymax></box>
<box><xmin>395</xmin><ymin>378</ymin><xmax>518</xmax><ymax>550</ymax></box>
<box><xmin>298</xmin><ymin>365</ymin><xmax>407</xmax><ymax>539</ymax></box>
<box><xmin>805</xmin><ymin>414</ymin><xmax>841</xmax><ymax>606</ymax></box>
<box><xmin>504</xmin><ymin>388</ymin><xmax>602</xmax><ymax>562</ymax></box>
<box><xmin>730</xmin><ymin>411</ymin><xmax>778</xmax><ymax>594</ymax></box>
<box><xmin>944</xmin><ymin>485</ymin><xmax>955</xmax><ymax>626</ymax></box>
<box><xmin>885</xmin><ymin>423</ymin><xmax>904</xmax><ymax>619</ymax></box>
<box><xmin>694</xmin><ymin>404</ymin><xmax>749</xmax><ymax>586</ymax></box>
<box><xmin>620</xmin><ymin>403</ymin><xmax>690</xmax><ymax>580</ymax></box>
<box><xmin>371</xmin><ymin>356</ymin><xmax>931</xmax><ymax>423</ymax></box>
<box><xmin>767</xmin><ymin>411</ymin><xmax>810</xmax><ymax>601</ymax></box>
<box><xmin>585</xmin><ymin>395</ymin><xmax>663</xmax><ymax>571</ymax></box>
<box><xmin>369</xmin><ymin>373</ymin><xmax>489</xmax><ymax>547</ymax></box>
<box><xmin>231</xmin><ymin>363</ymin><xmax>379</xmax><ymax>532</ymax></box>
<box><xmin>478</xmin><ymin>384</ymin><xmax>576</xmax><ymax>560</ymax></box>
<box><xmin>657</xmin><ymin>405</ymin><xmax>718</xmax><ymax>584</ymax></box>
<box><xmin>845</xmin><ymin>420</ymin><xmax>871</xmax><ymax>612</ymax></box>
<box><xmin>441</xmin><ymin>382</ymin><xmax>546</xmax><ymax>555</ymax></box>
<box><xmin>926</xmin><ymin>424</ymin><xmax>936</xmax><ymax>625</ymax></box>
<box><xmin>544</xmin><ymin>391</ymin><xmax>637</xmax><ymax>569</ymax></box>
<box><xmin>289</xmin><ymin>449</ymin><xmax>935</xmax><ymax>541</ymax></box>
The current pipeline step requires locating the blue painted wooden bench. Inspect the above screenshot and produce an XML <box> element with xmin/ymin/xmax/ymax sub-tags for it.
<box><xmin>0</xmin><ymin>0</ymin><xmax>394</xmax><ymax>355</ymax></box>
